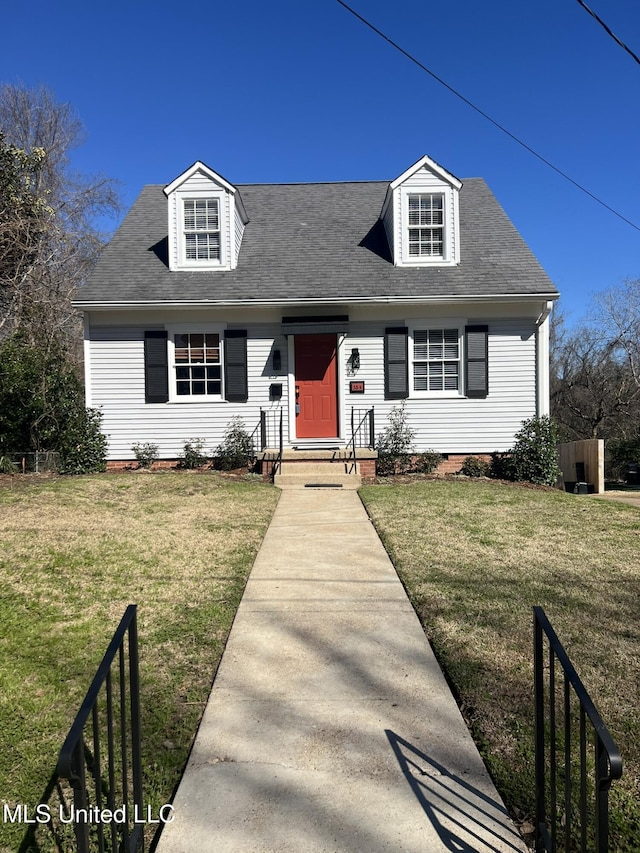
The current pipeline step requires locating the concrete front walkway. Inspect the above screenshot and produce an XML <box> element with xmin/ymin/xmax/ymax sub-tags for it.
<box><xmin>590</xmin><ymin>489</ymin><xmax>640</xmax><ymax>509</ymax></box>
<box><xmin>156</xmin><ymin>488</ymin><xmax>528</xmax><ymax>853</ymax></box>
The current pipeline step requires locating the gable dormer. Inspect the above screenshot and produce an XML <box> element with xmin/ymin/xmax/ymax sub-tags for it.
<box><xmin>380</xmin><ymin>155</ymin><xmax>462</xmax><ymax>268</ymax></box>
<box><xmin>163</xmin><ymin>162</ymin><xmax>248</xmax><ymax>272</ymax></box>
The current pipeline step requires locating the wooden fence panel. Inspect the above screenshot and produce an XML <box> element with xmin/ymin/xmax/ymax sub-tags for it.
<box><xmin>558</xmin><ymin>439</ymin><xmax>605</xmax><ymax>494</ymax></box>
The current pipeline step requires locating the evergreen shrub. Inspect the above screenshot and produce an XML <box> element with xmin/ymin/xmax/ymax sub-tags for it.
<box><xmin>213</xmin><ymin>418</ymin><xmax>254</xmax><ymax>470</ymax></box>
<box><xmin>131</xmin><ymin>442</ymin><xmax>159</xmax><ymax>469</ymax></box>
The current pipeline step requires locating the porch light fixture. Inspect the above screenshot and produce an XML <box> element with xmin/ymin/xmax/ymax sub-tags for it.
<box><xmin>273</xmin><ymin>349</ymin><xmax>281</xmax><ymax>371</ymax></box>
<box><xmin>351</xmin><ymin>347</ymin><xmax>360</xmax><ymax>370</ymax></box>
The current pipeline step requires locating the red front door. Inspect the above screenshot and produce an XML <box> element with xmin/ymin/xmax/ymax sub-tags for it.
<box><xmin>294</xmin><ymin>334</ymin><xmax>338</xmax><ymax>438</ymax></box>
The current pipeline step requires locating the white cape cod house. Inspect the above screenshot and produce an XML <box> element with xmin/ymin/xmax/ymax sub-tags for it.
<box><xmin>74</xmin><ymin>155</ymin><xmax>559</xmax><ymax>476</ymax></box>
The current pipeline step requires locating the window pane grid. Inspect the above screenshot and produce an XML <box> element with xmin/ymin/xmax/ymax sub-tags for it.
<box><xmin>408</xmin><ymin>194</ymin><xmax>444</xmax><ymax>257</ymax></box>
<box><xmin>184</xmin><ymin>199</ymin><xmax>221</xmax><ymax>261</ymax></box>
<box><xmin>413</xmin><ymin>328</ymin><xmax>459</xmax><ymax>392</ymax></box>
<box><xmin>174</xmin><ymin>333</ymin><xmax>221</xmax><ymax>396</ymax></box>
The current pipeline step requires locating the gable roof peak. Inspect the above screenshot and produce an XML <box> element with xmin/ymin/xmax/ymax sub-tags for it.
<box><xmin>389</xmin><ymin>154</ymin><xmax>463</xmax><ymax>191</ymax></box>
<box><xmin>163</xmin><ymin>160</ymin><xmax>238</xmax><ymax>197</ymax></box>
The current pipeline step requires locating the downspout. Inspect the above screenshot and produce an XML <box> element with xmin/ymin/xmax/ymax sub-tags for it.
<box><xmin>535</xmin><ymin>301</ymin><xmax>553</xmax><ymax>417</ymax></box>
<box><xmin>83</xmin><ymin>313</ymin><xmax>93</xmax><ymax>408</ymax></box>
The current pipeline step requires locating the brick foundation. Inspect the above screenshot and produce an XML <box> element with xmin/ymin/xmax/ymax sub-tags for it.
<box><xmin>106</xmin><ymin>454</ymin><xmax>488</xmax><ymax>478</ymax></box>
<box><xmin>434</xmin><ymin>454</ymin><xmax>492</xmax><ymax>475</ymax></box>
<box><xmin>357</xmin><ymin>459</ymin><xmax>376</xmax><ymax>479</ymax></box>
<box><xmin>106</xmin><ymin>459</ymin><xmax>180</xmax><ymax>471</ymax></box>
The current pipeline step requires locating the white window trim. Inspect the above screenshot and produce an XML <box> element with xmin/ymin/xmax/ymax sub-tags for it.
<box><xmin>166</xmin><ymin>323</ymin><xmax>227</xmax><ymax>403</ymax></box>
<box><xmin>408</xmin><ymin>319</ymin><xmax>465</xmax><ymax>398</ymax></box>
<box><xmin>177</xmin><ymin>191</ymin><xmax>227</xmax><ymax>270</ymax></box>
<box><xmin>399</xmin><ymin>186</ymin><xmax>459</xmax><ymax>267</ymax></box>
<box><xmin>402</xmin><ymin>190</ymin><xmax>447</xmax><ymax>265</ymax></box>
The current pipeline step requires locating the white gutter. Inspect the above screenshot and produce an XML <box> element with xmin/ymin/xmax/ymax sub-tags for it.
<box><xmin>73</xmin><ymin>293</ymin><xmax>560</xmax><ymax>311</ymax></box>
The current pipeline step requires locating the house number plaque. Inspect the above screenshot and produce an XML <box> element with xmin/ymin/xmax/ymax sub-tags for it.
<box><xmin>349</xmin><ymin>381</ymin><xmax>365</xmax><ymax>393</ymax></box>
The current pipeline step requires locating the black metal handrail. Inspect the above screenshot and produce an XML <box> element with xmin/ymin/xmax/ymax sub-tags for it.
<box><xmin>273</xmin><ymin>408</ymin><xmax>283</xmax><ymax>480</ymax></box>
<box><xmin>252</xmin><ymin>408</ymin><xmax>284</xmax><ymax>479</ymax></box>
<box><xmin>249</xmin><ymin>414</ymin><xmax>263</xmax><ymax>456</ymax></box>
<box><xmin>252</xmin><ymin>409</ymin><xmax>282</xmax><ymax>453</ymax></box>
<box><xmin>58</xmin><ymin>605</ymin><xmax>144</xmax><ymax>853</ymax></box>
<box><xmin>346</xmin><ymin>407</ymin><xmax>374</xmax><ymax>474</ymax></box>
<box><xmin>534</xmin><ymin>606</ymin><xmax>623</xmax><ymax>852</ymax></box>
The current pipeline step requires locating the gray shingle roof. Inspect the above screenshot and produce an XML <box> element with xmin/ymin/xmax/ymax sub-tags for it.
<box><xmin>76</xmin><ymin>179</ymin><xmax>558</xmax><ymax>305</ymax></box>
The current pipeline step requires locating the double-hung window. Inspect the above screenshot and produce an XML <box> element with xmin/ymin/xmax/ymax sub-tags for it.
<box><xmin>173</xmin><ymin>332</ymin><xmax>222</xmax><ymax>398</ymax></box>
<box><xmin>144</xmin><ymin>327</ymin><xmax>248</xmax><ymax>404</ymax></box>
<box><xmin>184</xmin><ymin>198</ymin><xmax>220</xmax><ymax>261</ymax></box>
<box><xmin>408</xmin><ymin>194</ymin><xmax>444</xmax><ymax>258</ymax></box>
<box><xmin>412</xmin><ymin>327</ymin><xmax>461</xmax><ymax>393</ymax></box>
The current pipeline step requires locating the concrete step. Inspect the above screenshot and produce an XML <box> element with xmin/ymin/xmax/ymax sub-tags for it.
<box><xmin>274</xmin><ymin>460</ymin><xmax>361</xmax><ymax>489</ymax></box>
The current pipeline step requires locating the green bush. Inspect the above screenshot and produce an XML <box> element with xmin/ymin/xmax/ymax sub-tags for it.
<box><xmin>460</xmin><ymin>455</ymin><xmax>490</xmax><ymax>477</ymax></box>
<box><xmin>179</xmin><ymin>438</ymin><xmax>209</xmax><ymax>469</ymax></box>
<box><xmin>376</xmin><ymin>403</ymin><xmax>416</xmax><ymax>475</ymax></box>
<box><xmin>414</xmin><ymin>450</ymin><xmax>443</xmax><ymax>474</ymax></box>
<box><xmin>0</xmin><ymin>455</ymin><xmax>19</xmax><ymax>474</ymax></box>
<box><xmin>0</xmin><ymin>333</ymin><xmax>108</xmax><ymax>474</ymax></box>
<box><xmin>131</xmin><ymin>442</ymin><xmax>159</xmax><ymax>469</ymax></box>
<box><xmin>490</xmin><ymin>451</ymin><xmax>515</xmax><ymax>481</ymax></box>
<box><xmin>59</xmin><ymin>408</ymin><xmax>108</xmax><ymax>474</ymax></box>
<box><xmin>509</xmin><ymin>415</ymin><xmax>561</xmax><ymax>486</ymax></box>
<box><xmin>213</xmin><ymin>418</ymin><xmax>254</xmax><ymax>470</ymax></box>
<box><xmin>376</xmin><ymin>404</ymin><xmax>442</xmax><ymax>476</ymax></box>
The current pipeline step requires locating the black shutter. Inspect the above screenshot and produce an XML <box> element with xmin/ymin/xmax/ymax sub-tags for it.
<box><xmin>144</xmin><ymin>331</ymin><xmax>169</xmax><ymax>403</ymax></box>
<box><xmin>384</xmin><ymin>327</ymin><xmax>409</xmax><ymax>399</ymax></box>
<box><xmin>465</xmin><ymin>325</ymin><xmax>489</xmax><ymax>398</ymax></box>
<box><xmin>224</xmin><ymin>330</ymin><xmax>248</xmax><ymax>402</ymax></box>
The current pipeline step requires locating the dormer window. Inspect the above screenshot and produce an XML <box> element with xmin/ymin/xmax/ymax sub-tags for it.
<box><xmin>408</xmin><ymin>194</ymin><xmax>444</xmax><ymax>258</ymax></box>
<box><xmin>380</xmin><ymin>155</ymin><xmax>462</xmax><ymax>268</ymax></box>
<box><xmin>184</xmin><ymin>199</ymin><xmax>220</xmax><ymax>261</ymax></box>
<box><xmin>164</xmin><ymin>161</ymin><xmax>248</xmax><ymax>272</ymax></box>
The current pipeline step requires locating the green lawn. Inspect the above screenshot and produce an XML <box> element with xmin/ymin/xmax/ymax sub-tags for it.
<box><xmin>2</xmin><ymin>473</ymin><xmax>637</xmax><ymax>851</ymax></box>
<box><xmin>360</xmin><ymin>478</ymin><xmax>640</xmax><ymax>852</ymax></box>
<box><xmin>0</xmin><ymin>472</ymin><xmax>279</xmax><ymax>853</ymax></box>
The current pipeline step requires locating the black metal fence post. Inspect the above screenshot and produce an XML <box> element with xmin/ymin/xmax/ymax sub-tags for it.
<box><xmin>533</xmin><ymin>606</ymin><xmax>623</xmax><ymax>853</ymax></box>
<box><xmin>534</xmin><ymin>613</ymin><xmax>546</xmax><ymax>852</ymax></box>
<box><xmin>260</xmin><ymin>409</ymin><xmax>266</xmax><ymax>452</ymax></box>
<box><xmin>57</xmin><ymin>604</ymin><xmax>144</xmax><ymax>853</ymax></box>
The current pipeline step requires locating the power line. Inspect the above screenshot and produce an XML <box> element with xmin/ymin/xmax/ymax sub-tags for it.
<box><xmin>335</xmin><ymin>0</ymin><xmax>640</xmax><ymax>234</ymax></box>
<box><xmin>575</xmin><ymin>0</ymin><xmax>640</xmax><ymax>67</ymax></box>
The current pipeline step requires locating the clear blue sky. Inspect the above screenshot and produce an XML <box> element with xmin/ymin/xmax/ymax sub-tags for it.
<box><xmin>3</xmin><ymin>0</ymin><xmax>640</xmax><ymax>324</ymax></box>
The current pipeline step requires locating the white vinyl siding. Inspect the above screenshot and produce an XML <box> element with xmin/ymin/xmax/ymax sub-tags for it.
<box><xmin>87</xmin><ymin>315</ymin><xmax>536</xmax><ymax>460</ymax></box>
<box><xmin>342</xmin><ymin>319</ymin><xmax>536</xmax><ymax>453</ymax></box>
<box><xmin>88</xmin><ymin>325</ymin><xmax>288</xmax><ymax>460</ymax></box>
<box><xmin>234</xmin><ymin>203</ymin><xmax>246</xmax><ymax>265</ymax></box>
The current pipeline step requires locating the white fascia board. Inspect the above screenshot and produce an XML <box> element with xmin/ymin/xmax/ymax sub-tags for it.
<box><xmin>73</xmin><ymin>293</ymin><xmax>560</xmax><ymax>310</ymax></box>
<box><xmin>389</xmin><ymin>154</ymin><xmax>463</xmax><ymax>192</ymax></box>
<box><xmin>163</xmin><ymin>161</ymin><xmax>238</xmax><ymax>197</ymax></box>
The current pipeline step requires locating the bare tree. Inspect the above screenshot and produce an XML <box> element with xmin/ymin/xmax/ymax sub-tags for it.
<box><xmin>551</xmin><ymin>293</ymin><xmax>640</xmax><ymax>441</ymax></box>
<box><xmin>593</xmin><ymin>277</ymin><xmax>640</xmax><ymax>389</ymax></box>
<box><xmin>0</xmin><ymin>86</ymin><xmax>119</xmax><ymax>460</ymax></box>
<box><xmin>0</xmin><ymin>84</ymin><xmax>120</xmax><ymax>350</ymax></box>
